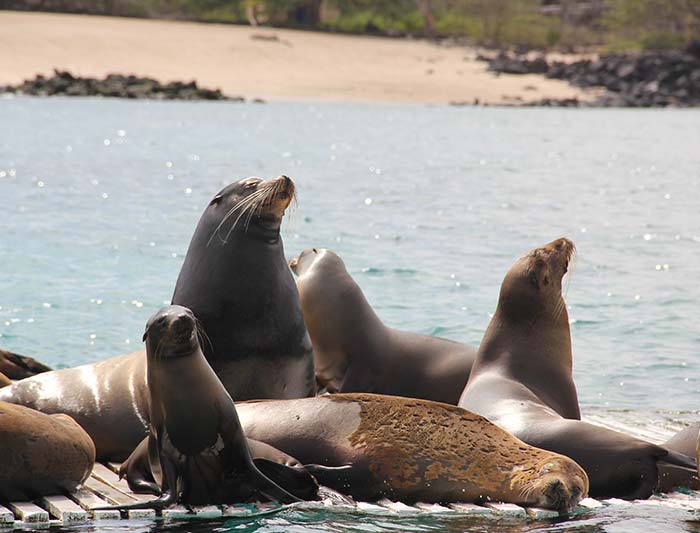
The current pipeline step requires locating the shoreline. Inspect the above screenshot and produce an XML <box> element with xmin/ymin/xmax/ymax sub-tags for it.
<box><xmin>0</xmin><ymin>11</ymin><xmax>592</xmax><ymax>105</ymax></box>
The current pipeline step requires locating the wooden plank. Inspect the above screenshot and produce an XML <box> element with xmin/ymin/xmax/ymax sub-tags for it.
<box><xmin>162</xmin><ymin>505</ymin><xmax>193</xmax><ymax>519</ymax></box>
<box><xmin>39</xmin><ymin>495</ymin><xmax>89</xmax><ymax>523</ymax></box>
<box><xmin>448</xmin><ymin>502</ymin><xmax>493</xmax><ymax>515</ymax></box>
<box><xmin>192</xmin><ymin>505</ymin><xmax>223</xmax><ymax>518</ymax></box>
<box><xmin>526</xmin><ymin>507</ymin><xmax>560</xmax><ymax>519</ymax></box>
<box><xmin>69</xmin><ymin>488</ymin><xmax>121</xmax><ymax>519</ymax></box>
<box><xmin>7</xmin><ymin>501</ymin><xmax>49</xmax><ymax>523</ymax></box>
<box><xmin>355</xmin><ymin>502</ymin><xmax>387</xmax><ymax>514</ymax></box>
<box><xmin>376</xmin><ymin>499</ymin><xmax>420</xmax><ymax>514</ymax></box>
<box><xmin>84</xmin><ymin>477</ymin><xmax>155</xmax><ymax>519</ymax></box>
<box><xmin>0</xmin><ymin>504</ymin><xmax>14</xmax><ymax>525</ymax></box>
<box><xmin>221</xmin><ymin>504</ymin><xmax>256</xmax><ymax>517</ymax></box>
<box><xmin>485</xmin><ymin>502</ymin><xmax>527</xmax><ymax>517</ymax></box>
<box><xmin>414</xmin><ymin>502</ymin><xmax>455</xmax><ymax>513</ymax></box>
<box><xmin>161</xmin><ymin>505</ymin><xmax>222</xmax><ymax>519</ymax></box>
<box><xmin>578</xmin><ymin>497</ymin><xmax>604</xmax><ymax>509</ymax></box>
<box><xmin>91</xmin><ymin>463</ymin><xmax>155</xmax><ymax>502</ymax></box>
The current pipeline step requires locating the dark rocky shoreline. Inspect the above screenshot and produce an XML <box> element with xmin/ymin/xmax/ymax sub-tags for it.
<box><xmin>0</xmin><ymin>70</ymin><xmax>243</xmax><ymax>101</ymax></box>
<box><xmin>482</xmin><ymin>48</ymin><xmax>700</xmax><ymax>107</ymax></box>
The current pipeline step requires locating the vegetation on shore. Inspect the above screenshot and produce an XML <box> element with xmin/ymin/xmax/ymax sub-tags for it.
<box><xmin>2</xmin><ymin>0</ymin><xmax>699</xmax><ymax>52</ymax></box>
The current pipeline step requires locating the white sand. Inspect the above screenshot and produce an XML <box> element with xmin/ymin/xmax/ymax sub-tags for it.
<box><xmin>0</xmin><ymin>11</ymin><xmax>591</xmax><ymax>104</ymax></box>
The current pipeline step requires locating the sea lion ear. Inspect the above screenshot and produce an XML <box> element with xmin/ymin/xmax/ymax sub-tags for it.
<box><xmin>142</xmin><ymin>331</ymin><xmax>148</xmax><ymax>342</ymax></box>
<box><xmin>209</xmin><ymin>194</ymin><xmax>223</xmax><ymax>206</ymax></box>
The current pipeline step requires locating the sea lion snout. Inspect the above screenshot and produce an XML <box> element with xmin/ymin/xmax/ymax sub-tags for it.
<box><xmin>531</xmin><ymin>458</ymin><xmax>588</xmax><ymax>513</ymax></box>
<box><xmin>144</xmin><ymin>305</ymin><xmax>197</xmax><ymax>346</ymax></box>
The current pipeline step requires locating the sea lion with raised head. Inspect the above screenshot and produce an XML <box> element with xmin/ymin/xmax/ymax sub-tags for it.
<box><xmin>289</xmin><ymin>247</ymin><xmax>475</xmax><ymax>404</ymax></box>
<box><xmin>459</xmin><ymin>237</ymin><xmax>697</xmax><ymax>499</ymax></box>
<box><xmin>0</xmin><ymin>401</ymin><xmax>95</xmax><ymax>500</ymax></box>
<box><xmin>0</xmin><ymin>176</ymin><xmax>315</xmax><ymax>460</ymax></box>
<box><xmin>112</xmin><ymin>305</ymin><xmax>317</xmax><ymax>509</ymax></box>
<box><xmin>234</xmin><ymin>393</ymin><xmax>588</xmax><ymax>511</ymax></box>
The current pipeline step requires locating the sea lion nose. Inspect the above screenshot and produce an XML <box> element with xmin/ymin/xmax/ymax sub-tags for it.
<box><xmin>171</xmin><ymin>312</ymin><xmax>194</xmax><ymax>334</ymax></box>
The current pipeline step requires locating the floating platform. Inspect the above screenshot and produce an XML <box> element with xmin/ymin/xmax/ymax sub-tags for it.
<box><xmin>1</xmin><ymin>417</ymin><xmax>698</xmax><ymax>527</ymax></box>
<box><xmin>1</xmin><ymin>461</ymin><xmax>699</xmax><ymax>528</ymax></box>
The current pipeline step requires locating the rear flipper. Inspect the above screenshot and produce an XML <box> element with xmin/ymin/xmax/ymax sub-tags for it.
<box><xmin>302</xmin><ymin>464</ymin><xmax>359</xmax><ymax>493</ymax></box>
<box><xmin>657</xmin><ymin>449</ymin><xmax>699</xmax><ymax>492</ymax></box>
<box><xmin>253</xmin><ymin>458</ymin><xmax>319</xmax><ymax>500</ymax></box>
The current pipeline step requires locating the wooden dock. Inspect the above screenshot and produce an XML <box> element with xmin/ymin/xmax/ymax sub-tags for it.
<box><xmin>0</xmin><ymin>417</ymin><xmax>698</xmax><ymax>527</ymax></box>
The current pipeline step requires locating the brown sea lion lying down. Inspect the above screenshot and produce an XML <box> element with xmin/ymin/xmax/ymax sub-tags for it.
<box><xmin>0</xmin><ymin>401</ymin><xmax>95</xmax><ymax>500</ymax></box>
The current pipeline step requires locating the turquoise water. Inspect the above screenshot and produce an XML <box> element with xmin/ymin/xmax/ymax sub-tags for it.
<box><xmin>1</xmin><ymin>98</ymin><xmax>699</xmax><ymax>532</ymax></box>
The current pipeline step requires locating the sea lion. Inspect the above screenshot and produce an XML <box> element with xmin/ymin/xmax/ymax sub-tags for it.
<box><xmin>171</xmin><ymin>174</ymin><xmax>315</xmax><ymax>400</ymax></box>
<box><xmin>289</xmin><ymin>248</ymin><xmax>476</xmax><ymax>404</ymax></box>
<box><xmin>113</xmin><ymin>305</ymin><xmax>317</xmax><ymax>509</ymax></box>
<box><xmin>459</xmin><ymin>237</ymin><xmax>697</xmax><ymax>499</ymax></box>
<box><xmin>0</xmin><ymin>349</ymin><xmax>52</xmax><ymax>379</ymax></box>
<box><xmin>0</xmin><ymin>401</ymin><xmax>95</xmax><ymax>500</ymax></box>
<box><xmin>234</xmin><ymin>393</ymin><xmax>589</xmax><ymax>511</ymax></box>
<box><xmin>0</xmin><ymin>175</ymin><xmax>314</xmax><ymax>460</ymax></box>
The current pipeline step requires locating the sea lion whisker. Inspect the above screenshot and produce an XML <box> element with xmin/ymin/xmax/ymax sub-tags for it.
<box><xmin>220</xmin><ymin>190</ymin><xmax>270</xmax><ymax>242</ymax></box>
<box><xmin>194</xmin><ymin>319</ymin><xmax>213</xmax><ymax>354</ymax></box>
<box><xmin>208</xmin><ymin>190</ymin><xmax>268</xmax><ymax>246</ymax></box>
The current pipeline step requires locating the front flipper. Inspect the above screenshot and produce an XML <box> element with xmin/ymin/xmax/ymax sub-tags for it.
<box><xmin>253</xmin><ymin>458</ymin><xmax>319</xmax><ymax>501</ymax></box>
<box><xmin>93</xmin><ymin>491</ymin><xmax>177</xmax><ymax>512</ymax></box>
<box><xmin>120</xmin><ymin>437</ymin><xmax>160</xmax><ymax>495</ymax></box>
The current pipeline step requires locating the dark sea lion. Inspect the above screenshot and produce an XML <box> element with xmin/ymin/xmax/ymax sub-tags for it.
<box><xmin>459</xmin><ymin>237</ymin><xmax>697</xmax><ymax>499</ymax></box>
<box><xmin>235</xmin><ymin>393</ymin><xmax>589</xmax><ymax>511</ymax></box>
<box><xmin>113</xmin><ymin>305</ymin><xmax>317</xmax><ymax>509</ymax></box>
<box><xmin>0</xmin><ymin>401</ymin><xmax>95</xmax><ymax>500</ymax></box>
<box><xmin>172</xmin><ymin>175</ymin><xmax>315</xmax><ymax>400</ymax></box>
<box><xmin>289</xmin><ymin>248</ymin><xmax>475</xmax><ymax>404</ymax></box>
<box><xmin>0</xmin><ymin>176</ymin><xmax>314</xmax><ymax>460</ymax></box>
<box><xmin>0</xmin><ymin>349</ymin><xmax>52</xmax><ymax>379</ymax></box>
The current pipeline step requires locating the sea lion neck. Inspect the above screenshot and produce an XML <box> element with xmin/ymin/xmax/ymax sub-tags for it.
<box><xmin>474</xmin><ymin>304</ymin><xmax>579</xmax><ymax>420</ymax></box>
<box><xmin>300</xmin><ymin>263</ymin><xmax>388</xmax><ymax>390</ymax></box>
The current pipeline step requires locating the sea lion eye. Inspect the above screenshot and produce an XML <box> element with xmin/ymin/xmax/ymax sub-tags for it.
<box><xmin>209</xmin><ymin>194</ymin><xmax>223</xmax><ymax>206</ymax></box>
<box><xmin>529</xmin><ymin>271</ymin><xmax>539</xmax><ymax>288</ymax></box>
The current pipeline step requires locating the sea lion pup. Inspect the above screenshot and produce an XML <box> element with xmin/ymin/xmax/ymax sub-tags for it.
<box><xmin>459</xmin><ymin>237</ymin><xmax>697</xmax><ymax>499</ymax></box>
<box><xmin>0</xmin><ymin>175</ymin><xmax>314</xmax><ymax>461</ymax></box>
<box><xmin>289</xmin><ymin>248</ymin><xmax>476</xmax><ymax>404</ymax></box>
<box><xmin>0</xmin><ymin>349</ymin><xmax>52</xmax><ymax>380</ymax></box>
<box><xmin>111</xmin><ymin>305</ymin><xmax>317</xmax><ymax>509</ymax></box>
<box><xmin>235</xmin><ymin>394</ymin><xmax>588</xmax><ymax>511</ymax></box>
<box><xmin>0</xmin><ymin>401</ymin><xmax>95</xmax><ymax>500</ymax></box>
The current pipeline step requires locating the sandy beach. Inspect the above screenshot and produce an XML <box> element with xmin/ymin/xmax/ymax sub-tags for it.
<box><xmin>0</xmin><ymin>11</ymin><xmax>590</xmax><ymax>104</ymax></box>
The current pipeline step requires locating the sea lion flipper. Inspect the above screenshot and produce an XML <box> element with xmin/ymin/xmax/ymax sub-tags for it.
<box><xmin>248</xmin><ymin>461</ymin><xmax>304</xmax><ymax>504</ymax></box>
<box><xmin>120</xmin><ymin>437</ymin><xmax>160</xmax><ymax>495</ymax></box>
<box><xmin>0</xmin><ymin>349</ymin><xmax>52</xmax><ymax>380</ymax></box>
<box><xmin>252</xmin><ymin>458</ymin><xmax>319</xmax><ymax>501</ymax></box>
<box><xmin>302</xmin><ymin>464</ymin><xmax>355</xmax><ymax>487</ymax></box>
<box><xmin>659</xmin><ymin>449</ymin><xmax>697</xmax><ymax>471</ymax></box>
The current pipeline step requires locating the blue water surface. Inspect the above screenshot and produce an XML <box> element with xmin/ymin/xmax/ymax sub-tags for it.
<box><xmin>1</xmin><ymin>97</ymin><xmax>699</xmax><ymax>532</ymax></box>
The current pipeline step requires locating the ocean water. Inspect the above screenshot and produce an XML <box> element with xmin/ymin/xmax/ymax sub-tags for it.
<box><xmin>1</xmin><ymin>97</ymin><xmax>699</xmax><ymax>532</ymax></box>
